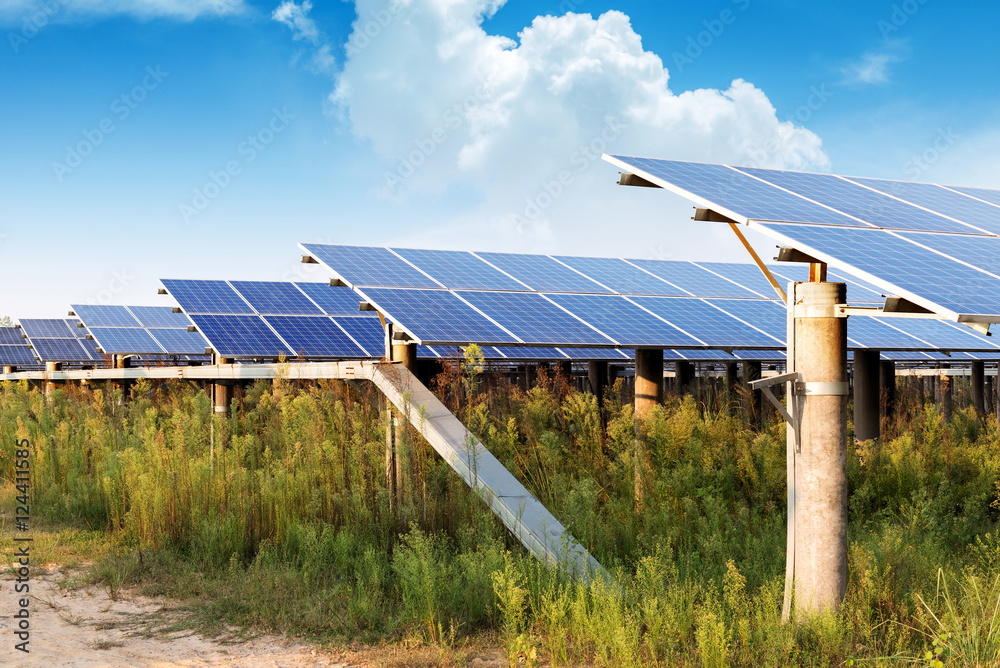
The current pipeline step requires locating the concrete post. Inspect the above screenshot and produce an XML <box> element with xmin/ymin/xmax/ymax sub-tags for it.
<box><xmin>928</xmin><ymin>374</ymin><xmax>936</xmax><ymax>408</ymax></box>
<box><xmin>794</xmin><ymin>281</ymin><xmax>848</xmax><ymax>617</ymax></box>
<box><xmin>391</xmin><ymin>343</ymin><xmax>417</xmax><ymax>508</ymax></box>
<box><xmin>214</xmin><ymin>356</ymin><xmax>232</xmax><ymax>415</ymax></box>
<box><xmin>853</xmin><ymin>350</ymin><xmax>880</xmax><ymax>443</ymax></box>
<box><xmin>916</xmin><ymin>375</ymin><xmax>925</xmax><ymax>408</ymax></box>
<box><xmin>985</xmin><ymin>375</ymin><xmax>994</xmax><ymax>419</ymax></box>
<box><xmin>44</xmin><ymin>362</ymin><xmax>61</xmax><ymax>397</ymax></box>
<box><xmin>517</xmin><ymin>365</ymin><xmax>528</xmax><ymax>391</ymax></box>
<box><xmin>880</xmin><ymin>359</ymin><xmax>896</xmax><ymax>426</ymax></box>
<box><xmin>972</xmin><ymin>360</ymin><xmax>986</xmax><ymax>417</ymax></box>
<box><xmin>725</xmin><ymin>362</ymin><xmax>739</xmax><ymax>414</ymax></box>
<box><xmin>588</xmin><ymin>360</ymin><xmax>608</xmax><ymax>405</ymax></box>
<box><xmin>939</xmin><ymin>364</ymin><xmax>953</xmax><ymax>421</ymax></box>
<box><xmin>675</xmin><ymin>360</ymin><xmax>694</xmax><ymax>397</ymax></box>
<box><xmin>634</xmin><ymin>349</ymin><xmax>664</xmax><ymax>420</ymax></box>
<box><xmin>744</xmin><ymin>360</ymin><xmax>762</xmax><ymax>426</ymax></box>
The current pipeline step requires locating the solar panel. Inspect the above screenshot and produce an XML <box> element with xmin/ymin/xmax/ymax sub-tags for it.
<box><xmin>301</xmin><ymin>244</ymin><xmax>442</xmax><ymax>289</ymax></box>
<box><xmin>894</xmin><ymin>232</ymin><xmax>1000</xmax><ymax>278</ymax></box>
<box><xmin>845</xmin><ymin>177</ymin><xmax>1000</xmax><ymax>236</ymax></box>
<box><xmin>492</xmin><ymin>347</ymin><xmax>569</xmax><ymax>360</ymax></box>
<box><xmin>474</xmin><ymin>252</ymin><xmax>613</xmax><ymax>294</ymax></box>
<box><xmin>393</xmin><ymin>248</ymin><xmax>529</xmax><ymax>291</ymax></box>
<box><xmin>693</xmin><ymin>262</ymin><xmax>778</xmax><ymax>298</ymax></box>
<box><xmin>709</xmin><ymin>298</ymin><xmax>787</xmax><ymax>340</ymax></box>
<box><xmin>88</xmin><ymin>327</ymin><xmax>166</xmax><ymax>354</ymax></box>
<box><xmin>0</xmin><ymin>328</ymin><xmax>24</xmax><ymax>345</ymax></box>
<box><xmin>544</xmin><ymin>294</ymin><xmax>703</xmax><ymax>347</ymax></box>
<box><xmin>734</xmin><ymin>166</ymin><xmax>976</xmax><ymax>234</ymax></box>
<box><xmin>127</xmin><ymin>305</ymin><xmax>194</xmax><ymax>329</ymax></box>
<box><xmin>0</xmin><ymin>346</ymin><xmax>37</xmax><ymax>365</ymax></box>
<box><xmin>230</xmin><ymin>281</ymin><xmax>325</xmax><ymax>316</ymax></box>
<box><xmin>263</xmin><ymin>316</ymin><xmax>367</xmax><ymax>357</ymax></box>
<box><xmin>944</xmin><ymin>185</ymin><xmax>1000</xmax><ymax>209</ymax></box>
<box><xmin>845</xmin><ymin>317</ymin><xmax>932</xmax><ymax>350</ymax></box>
<box><xmin>550</xmin><ymin>256</ymin><xmax>681</xmax><ymax>296</ymax></box>
<box><xmin>880</xmin><ymin>318</ymin><xmax>1000</xmax><ymax>351</ymax></box>
<box><xmin>30</xmin><ymin>338</ymin><xmax>92</xmax><ymax>362</ymax></box>
<box><xmin>734</xmin><ymin>349</ymin><xmax>787</xmax><ymax>360</ymax></box>
<box><xmin>295</xmin><ymin>283</ymin><xmax>376</xmax><ymax>317</ymax></box>
<box><xmin>357</xmin><ymin>288</ymin><xmax>520</xmax><ymax>345</ymax></box>
<box><xmin>456</xmin><ymin>291</ymin><xmax>615</xmax><ymax>346</ymax></box>
<box><xmin>78</xmin><ymin>336</ymin><xmax>103</xmax><ymax>360</ymax></box>
<box><xmin>755</xmin><ymin>223</ymin><xmax>1000</xmax><ymax>317</ymax></box>
<box><xmin>629</xmin><ymin>297</ymin><xmax>783</xmax><ymax>348</ymax></box>
<box><xmin>604</xmin><ymin>156</ymin><xmax>861</xmax><ymax>226</ymax></box>
<box><xmin>188</xmin><ymin>314</ymin><xmax>289</xmax><ymax>357</ymax></box>
<box><xmin>161</xmin><ymin>280</ymin><xmax>254</xmax><ymax>315</ymax></box>
<box><xmin>669</xmin><ymin>349</ymin><xmax>737</xmax><ymax>360</ymax></box>
<box><xmin>558</xmin><ymin>347</ymin><xmax>631</xmax><ymax>360</ymax></box>
<box><xmin>19</xmin><ymin>319</ymin><xmax>75</xmax><ymax>338</ymax></box>
<box><xmin>332</xmin><ymin>317</ymin><xmax>385</xmax><ymax>357</ymax></box>
<box><xmin>70</xmin><ymin>305</ymin><xmax>141</xmax><ymax>328</ymax></box>
<box><xmin>627</xmin><ymin>259</ymin><xmax>763</xmax><ymax>299</ymax></box>
<box><xmin>148</xmin><ymin>328</ymin><xmax>211</xmax><ymax>355</ymax></box>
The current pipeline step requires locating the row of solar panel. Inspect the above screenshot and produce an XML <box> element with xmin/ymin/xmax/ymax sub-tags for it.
<box><xmin>605</xmin><ymin>155</ymin><xmax>1000</xmax><ymax>236</ymax></box>
<box><xmin>160</xmin><ymin>280</ymin><xmax>378</xmax><ymax>317</ymax></box>
<box><xmin>299</xmin><ymin>243</ymin><xmax>889</xmax><ymax>302</ymax></box>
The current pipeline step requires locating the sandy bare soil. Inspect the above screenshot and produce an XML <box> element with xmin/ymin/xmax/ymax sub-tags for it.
<box><xmin>0</xmin><ymin>569</ymin><xmax>362</xmax><ymax>668</ymax></box>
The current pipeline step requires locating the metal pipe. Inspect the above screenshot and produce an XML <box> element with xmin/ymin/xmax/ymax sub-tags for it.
<box><xmin>853</xmin><ymin>350</ymin><xmax>880</xmax><ymax>442</ymax></box>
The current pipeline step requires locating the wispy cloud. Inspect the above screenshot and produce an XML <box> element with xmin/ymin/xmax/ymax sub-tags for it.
<box><xmin>0</xmin><ymin>0</ymin><xmax>245</xmax><ymax>22</ymax></box>
<box><xmin>840</xmin><ymin>41</ymin><xmax>908</xmax><ymax>86</ymax></box>
<box><xmin>271</xmin><ymin>1</ymin><xmax>335</xmax><ymax>75</ymax></box>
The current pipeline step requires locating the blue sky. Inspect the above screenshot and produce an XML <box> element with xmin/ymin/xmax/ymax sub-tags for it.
<box><xmin>2</xmin><ymin>0</ymin><xmax>999</xmax><ymax>317</ymax></box>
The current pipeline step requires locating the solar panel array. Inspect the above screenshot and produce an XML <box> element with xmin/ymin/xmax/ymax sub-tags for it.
<box><xmin>0</xmin><ymin>327</ymin><xmax>37</xmax><ymax>366</ymax></box>
<box><xmin>19</xmin><ymin>319</ymin><xmax>104</xmax><ymax>364</ymax></box>
<box><xmin>161</xmin><ymin>280</ymin><xmax>382</xmax><ymax>359</ymax></box>
<box><xmin>301</xmin><ymin>244</ymin><xmax>1000</xmax><ymax>355</ymax></box>
<box><xmin>70</xmin><ymin>304</ymin><xmax>211</xmax><ymax>356</ymax></box>
<box><xmin>602</xmin><ymin>155</ymin><xmax>1000</xmax><ymax>324</ymax></box>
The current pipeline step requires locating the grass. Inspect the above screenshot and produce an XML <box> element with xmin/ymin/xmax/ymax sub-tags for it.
<box><xmin>0</xmin><ymin>369</ymin><xmax>997</xmax><ymax>665</ymax></box>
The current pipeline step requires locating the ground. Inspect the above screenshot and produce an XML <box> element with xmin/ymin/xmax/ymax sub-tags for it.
<box><xmin>0</xmin><ymin>568</ymin><xmax>508</xmax><ymax>668</ymax></box>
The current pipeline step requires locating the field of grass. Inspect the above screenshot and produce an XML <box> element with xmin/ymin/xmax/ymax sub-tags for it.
<box><xmin>3</xmin><ymin>363</ymin><xmax>1000</xmax><ymax>666</ymax></box>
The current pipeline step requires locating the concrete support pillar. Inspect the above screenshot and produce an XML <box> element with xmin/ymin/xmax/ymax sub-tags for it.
<box><xmin>392</xmin><ymin>343</ymin><xmax>417</xmax><ymax>372</ymax></box>
<box><xmin>588</xmin><ymin>360</ymin><xmax>608</xmax><ymax>405</ymax></box>
<box><xmin>44</xmin><ymin>362</ymin><xmax>61</xmax><ymax>397</ymax></box>
<box><xmin>880</xmin><ymin>359</ymin><xmax>896</xmax><ymax>426</ymax></box>
<box><xmin>390</xmin><ymin>343</ymin><xmax>417</xmax><ymax>509</ymax></box>
<box><xmin>939</xmin><ymin>364</ymin><xmax>953</xmax><ymax>421</ymax></box>
<box><xmin>725</xmin><ymin>362</ymin><xmax>739</xmax><ymax>414</ymax></box>
<box><xmin>972</xmin><ymin>360</ymin><xmax>986</xmax><ymax>417</ymax></box>
<box><xmin>996</xmin><ymin>365</ymin><xmax>1000</xmax><ymax>423</ymax></box>
<box><xmin>3</xmin><ymin>365</ymin><xmax>13</xmax><ymax>375</ymax></box>
<box><xmin>214</xmin><ymin>356</ymin><xmax>232</xmax><ymax>415</ymax></box>
<box><xmin>634</xmin><ymin>349</ymin><xmax>664</xmax><ymax>420</ymax></box>
<box><xmin>793</xmin><ymin>281</ymin><xmax>848</xmax><ymax>617</ymax></box>
<box><xmin>985</xmin><ymin>375</ymin><xmax>994</xmax><ymax>419</ymax></box>
<box><xmin>743</xmin><ymin>360</ymin><xmax>762</xmax><ymax>426</ymax></box>
<box><xmin>675</xmin><ymin>360</ymin><xmax>694</xmax><ymax>397</ymax></box>
<box><xmin>916</xmin><ymin>375</ymin><xmax>925</xmax><ymax>407</ymax></box>
<box><xmin>853</xmin><ymin>351</ymin><xmax>880</xmax><ymax>442</ymax></box>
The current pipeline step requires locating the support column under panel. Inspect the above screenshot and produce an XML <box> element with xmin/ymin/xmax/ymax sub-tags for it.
<box><xmin>972</xmin><ymin>360</ymin><xmax>986</xmax><ymax>417</ymax></box>
<box><xmin>634</xmin><ymin>348</ymin><xmax>664</xmax><ymax>420</ymax></box>
<box><xmin>853</xmin><ymin>350</ymin><xmax>880</xmax><ymax>443</ymax></box>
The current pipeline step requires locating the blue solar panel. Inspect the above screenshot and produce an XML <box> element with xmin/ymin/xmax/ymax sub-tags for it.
<box><xmin>71</xmin><ymin>305</ymin><xmax>141</xmax><ymax>328</ymax></box>
<box><xmin>162</xmin><ymin>280</ymin><xmax>253</xmax><ymax>315</ymax></box>
<box><xmin>68</xmin><ymin>320</ymin><xmax>89</xmax><ymax>338</ymax></box>
<box><xmin>606</xmin><ymin>156</ymin><xmax>860</xmax><ymax>226</ymax></box>
<box><xmin>189</xmin><ymin>314</ymin><xmax>288</xmax><ymax>357</ymax></box>
<box><xmin>78</xmin><ymin>337</ymin><xmax>102</xmax><ymax>359</ymax></box>
<box><xmin>127</xmin><ymin>306</ymin><xmax>192</xmax><ymax>328</ymax></box>
<box><xmin>627</xmin><ymin>259</ymin><xmax>762</xmax><ymax>299</ymax></box>
<box><xmin>755</xmin><ymin>223</ymin><xmax>1000</xmax><ymax>317</ymax></box>
<box><xmin>263</xmin><ymin>316</ymin><xmax>367</xmax><ymax>357</ymax></box>
<box><xmin>474</xmin><ymin>252</ymin><xmax>612</xmax><ymax>294</ymax></box>
<box><xmin>88</xmin><ymin>327</ymin><xmax>166</xmax><ymax>354</ymax></box>
<box><xmin>709</xmin><ymin>298</ymin><xmax>787</xmax><ymax>340</ymax></box>
<box><xmin>670</xmin><ymin>349</ymin><xmax>738</xmax><ymax>360</ymax></box>
<box><xmin>492</xmin><ymin>347</ymin><xmax>569</xmax><ymax>360</ymax></box>
<box><xmin>0</xmin><ymin>328</ymin><xmax>23</xmax><ymax>345</ymax></box>
<box><xmin>393</xmin><ymin>248</ymin><xmax>529</xmax><ymax>291</ymax></box>
<box><xmin>31</xmin><ymin>338</ymin><xmax>91</xmax><ymax>362</ymax></box>
<box><xmin>692</xmin><ymin>262</ymin><xmax>776</xmax><ymax>298</ymax></box>
<box><xmin>294</xmin><ymin>283</ymin><xmax>376</xmax><ymax>317</ymax></box>
<box><xmin>734</xmin><ymin>349</ymin><xmax>786</xmax><ymax>360</ymax></box>
<box><xmin>880</xmin><ymin>318</ymin><xmax>999</xmax><ymax>351</ymax></box>
<box><xmin>548</xmin><ymin>256</ymin><xmax>677</xmax><ymax>295</ymax></box>
<box><xmin>230</xmin><ymin>281</ymin><xmax>325</xmax><ymax>316</ymax></box>
<box><xmin>302</xmin><ymin>244</ymin><xmax>442</xmax><ymax>289</ymax></box>
<box><xmin>845</xmin><ymin>177</ymin><xmax>1000</xmax><ymax>236</ymax></box>
<box><xmin>148</xmin><ymin>328</ymin><xmax>210</xmax><ymax>355</ymax></box>
<box><xmin>895</xmin><ymin>232</ymin><xmax>1000</xmax><ymax>279</ymax></box>
<box><xmin>544</xmin><ymin>294</ymin><xmax>703</xmax><ymax>347</ymax></box>
<box><xmin>558</xmin><ymin>347</ymin><xmax>631</xmax><ymax>360</ymax></box>
<box><xmin>630</xmin><ymin>297</ymin><xmax>783</xmax><ymax>348</ymax></box>
<box><xmin>456</xmin><ymin>291</ymin><xmax>615</xmax><ymax>346</ymax></box>
<box><xmin>735</xmin><ymin>167</ymin><xmax>975</xmax><ymax>234</ymax></box>
<box><xmin>845</xmin><ymin>317</ymin><xmax>931</xmax><ymax>350</ymax></box>
<box><xmin>19</xmin><ymin>319</ymin><xmax>75</xmax><ymax>338</ymax></box>
<box><xmin>358</xmin><ymin>288</ymin><xmax>520</xmax><ymax>345</ymax></box>
<box><xmin>332</xmin><ymin>317</ymin><xmax>385</xmax><ymax>357</ymax></box>
<box><xmin>945</xmin><ymin>185</ymin><xmax>1000</xmax><ymax>209</ymax></box>
<box><xmin>0</xmin><ymin>346</ymin><xmax>36</xmax><ymax>365</ymax></box>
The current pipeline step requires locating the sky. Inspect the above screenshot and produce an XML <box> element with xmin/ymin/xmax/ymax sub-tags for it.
<box><xmin>2</xmin><ymin>0</ymin><xmax>999</xmax><ymax>317</ymax></box>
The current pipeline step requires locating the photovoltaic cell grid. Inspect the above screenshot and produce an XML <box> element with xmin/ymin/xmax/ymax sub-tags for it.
<box><xmin>603</xmin><ymin>154</ymin><xmax>1000</xmax><ymax>323</ymax></box>
<box><xmin>18</xmin><ymin>319</ymin><xmax>99</xmax><ymax>363</ymax></box>
<box><xmin>70</xmin><ymin>304</ymin><xmax>210</xmax><ymax>356</ymax></box>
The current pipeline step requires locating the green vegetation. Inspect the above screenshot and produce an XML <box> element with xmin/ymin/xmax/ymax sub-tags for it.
<box><xmin>2</xmin><ymin>369</ymin><xmax>999</xmax><ymax>666</ymax></box>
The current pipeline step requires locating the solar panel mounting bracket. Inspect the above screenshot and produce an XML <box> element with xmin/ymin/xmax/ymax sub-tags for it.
<box><xmin>158</xmin><ymin>288</ymin><xmax>168</xmax><ymax>295</ymax></box>
<box><xmin>329</xmin><ymin>278</ymin><xmax>349</xmax><ymax>288</ymax></box>
<box><xmin>749</xmin><ymin>371</ymin><xmax>798</xmax><ymax>431</ymax></box>
<box><xmin>775</xmin><ymin>247</ymin><xmax>822</xmax><ymax>264</ymax></box>
<box><xmin>618</xmin><ymin>172</ymin><xmax>659</xmax><ymax>188</ymax></box>
<box><xmin>171</xmin><ymin>307</ymin><xmax>182</xmax><ymax>313</ymax></box>
<box><xmin>301</xmin><ymin>255</ymin><xmax>319</xmax><ymax>264</ymax></box>
<box><xmin>693</xmin><ymin>208</ymin><xmax>739</xmax><ymax>224</ymax></box>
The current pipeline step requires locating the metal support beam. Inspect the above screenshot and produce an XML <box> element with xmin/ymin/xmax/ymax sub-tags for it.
<box><xmin>588</xmin><ymin>360</ymin><xmax>608</xmax><ymax>405</ymax></box>
<box><xmin>880</xmin><ymin>360</ymin><xmax>896</xmax><ymax>426</ymax></box>
<box><xmin>635</xmin><ymin>349</ymin><xmax>664</xmax><ymax>419</ymax></box>
<box><xmin>853</xmin><ymin>350</ymin><xmax>880</xmax><ymax>443</ymax></box>
<box><xmin>213</xmin><ymin>356</ymin><xmax>232</xmax><ymax>414</ymax></box>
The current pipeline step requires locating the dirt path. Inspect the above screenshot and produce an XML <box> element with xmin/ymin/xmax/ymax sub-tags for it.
<box><xmin>0</xmin><ymin>570</ymin><xmax>361</xmax><ymax>667</ymax></box>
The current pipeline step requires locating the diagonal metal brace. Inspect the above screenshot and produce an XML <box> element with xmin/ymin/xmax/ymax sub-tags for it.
<box><xmin>749</xmin><ymin>372</ymin><xmax>797</xmax><ymax>427</ymax></box>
